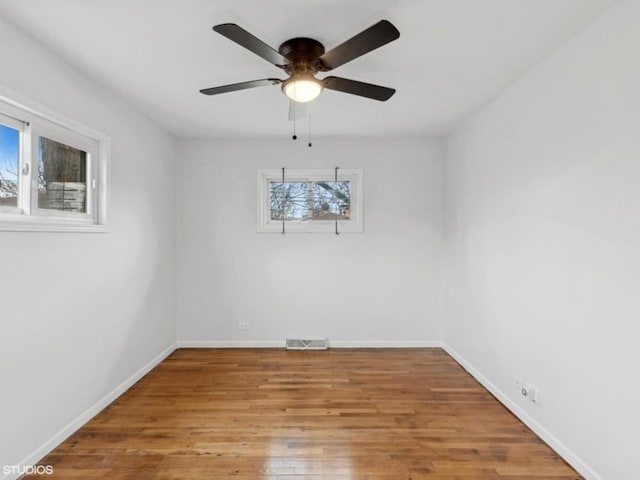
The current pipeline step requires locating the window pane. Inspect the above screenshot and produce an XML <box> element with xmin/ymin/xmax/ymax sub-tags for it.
<box><xmin>312</xmin><ymin>181</ymin><xmax>351</xmax><ymax>220</ymax></box>
<box><xmin>270</xmin><ymin>180</ymin><xmax>351</xmax><ymax>222</ymax></box>
<box><xmin>38</xmin><ymin>136</ymin><xmax>87</xmax><ymax>213</ymax></box>
<box><xmin>270</xmin><ymin>181</ymin><xmax>308</xmax><ymax>221</ymax></box>
<box><xmin>0</xmin><ymin>123</ymin><xmax>19</xmax><ymax>208</ymax></box>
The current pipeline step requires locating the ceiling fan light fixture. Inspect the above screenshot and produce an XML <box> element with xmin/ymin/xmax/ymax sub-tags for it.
<box><xmin>282</xmin><ymin>73</ymin><xmax>323</xmax><ymax>103</ymax></box>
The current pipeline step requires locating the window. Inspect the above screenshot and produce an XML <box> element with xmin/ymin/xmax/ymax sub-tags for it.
<box><xmin>0</xmin><ymin>96</ymin><xmax>108</xmax><ymax>231</ymax></box>
<box><xmin>258</xmin><ymin>169</ymin><xmax>363</xmax><ymax>233</ymax></box>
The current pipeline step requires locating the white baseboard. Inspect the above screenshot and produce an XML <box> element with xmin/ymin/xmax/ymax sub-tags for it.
<box><xmin>176</xmin><ymin>340</ymin><xmax>442</xmax><ymax>349</ymax></box>
<box><xmin>441</xmin><ymin>342</ymin><xmax>603</xmax><ymax>480</ymax></box>
<box><xmin>1</xmin><ymin>343</ymin><xmax>177</xmax><ymax>480</ymax></box>
<box><xmin>329</xmin><ymin>340</ymin><xmax>442</xmax><ymax>348</ymax></box>
<box><xmin>177</xmin><ymin>340</ymin><xmax>285</xmax><ymax>348</ymax></box>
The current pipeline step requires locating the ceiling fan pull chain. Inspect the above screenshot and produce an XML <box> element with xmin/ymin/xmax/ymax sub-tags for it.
<box><xmin>308</xmin><ymin>105</ymin><xmax>312</xmax><ymax>148</ymax></box>
<box><xmin>292</xmin><ymin>115</ymin><xmax>297</xmax><ymax>141</ymax></box>
<box><xmin>292</xmin><ymin>84</ymin><xmax>298</xmax><ymax>140</ymax></box>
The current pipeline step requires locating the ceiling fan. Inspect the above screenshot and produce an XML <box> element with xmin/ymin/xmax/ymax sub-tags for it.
<box><xmin>199</xmin><ymin>20</ymin><xmax>400</xmax><ymax>106</ymax></box>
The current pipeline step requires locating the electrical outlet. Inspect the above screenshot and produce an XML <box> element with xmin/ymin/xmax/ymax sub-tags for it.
<box><xmin>238</xmin><ymin>322</ymin><xmax>249</xmax><ymax>330</ymax></box>
<box><xmin>520</xmin><ymin>384</ymin><xmax>538</xmax><ymax>404</ymax></box>
<box><xmin>513</xmin><ymin>375</ymin><xmax>538</xmax><ymax>404</ymax></box>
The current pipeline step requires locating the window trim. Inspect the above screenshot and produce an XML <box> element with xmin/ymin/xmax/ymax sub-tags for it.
<box><xmin>257</xmin><ymin>168</ymin><xmax>363</xmax><ymax>233</ymax></box>
<box><xmin>0</xmin><ymin>89</ymin><xmax>109</xmax><ymax>232</ymax></box>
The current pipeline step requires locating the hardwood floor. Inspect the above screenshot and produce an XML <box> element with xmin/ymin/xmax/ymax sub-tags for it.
<box><xmin>25</xmin><ymin>349</ymin><xmax>582</xmax><ymax>479</ymax></box>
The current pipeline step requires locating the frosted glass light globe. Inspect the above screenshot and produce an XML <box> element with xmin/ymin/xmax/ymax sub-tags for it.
<box><xmin>283</xmin><ymin>75</ymin><xmax>323</xmax><ymax>103</ymax></box>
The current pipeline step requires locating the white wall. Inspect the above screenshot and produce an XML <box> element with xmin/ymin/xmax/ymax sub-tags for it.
<box><xmin>0</xmin><ymin>16</ymin><xmax>176</xmax><ymax>476</ymax></box>
<box><xmin>444</xmin><ymin>1</ymin><xmax>640</xmax><ymax>479</ymax></box>
<box><xmin>176</xmin><ymin>139</ymin><xmax>444</xmax><ymax>346</ymax></box>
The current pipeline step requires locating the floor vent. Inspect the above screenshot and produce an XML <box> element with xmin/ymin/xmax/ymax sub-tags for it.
<box><xmin>286</xmin><ymin>338</ymin><xmax>329</xmax><ymax>350</ymax></box>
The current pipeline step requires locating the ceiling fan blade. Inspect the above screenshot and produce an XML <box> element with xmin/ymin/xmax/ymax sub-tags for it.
<box><xmin>200</xmin><ymin>78</ymin><xmax>281</xmax><ymax>96</ymax></box>
<box><xmin>288</xmin><ymin>100</ymin><xmax>309</xmax><ymax>121</ymax></box>
<box><xmin>318</xmin><ymin>20</ymin><xmax>400</xmax><ymax>71</ymax></box>
<box><xmin>323</xmin><ymin>76</ymin><xmax>395</xmax><ymax>101</ymax></box>
<box><xmin>213</xmin><ymin>23</ymin><xmax>290</xmax><ymax>67</ymax></box>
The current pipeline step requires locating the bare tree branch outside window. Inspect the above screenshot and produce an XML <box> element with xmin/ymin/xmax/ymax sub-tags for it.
<box><xmin>270</xmin><ymin>181</ymin><xmax>351</xmax><ymax>221</ymax></box>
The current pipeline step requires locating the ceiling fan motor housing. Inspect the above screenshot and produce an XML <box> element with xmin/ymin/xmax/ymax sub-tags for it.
<box><xmin>278</xmin><ymin>38</ymin><xmax>327</xmax><ymax>74</ymax></box>
<box><xmin>278</xmin><ymin>38</ymin><xmax>327</xmax><ymax>102</ymax></box>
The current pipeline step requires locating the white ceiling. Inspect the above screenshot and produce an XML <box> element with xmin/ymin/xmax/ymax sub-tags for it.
<box><xmin>0</xmin><ymin>0</ymin><xmax>616</xmax><ymax>139</ymax></box>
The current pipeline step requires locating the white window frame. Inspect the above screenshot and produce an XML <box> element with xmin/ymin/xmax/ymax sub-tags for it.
<box><xmin>0</xmin><ymin>92</ymin><xmax>109</xmax><ymax>232</ymax></box>
<box><xmin>257</xmin><ymin>168</ymin><xmax>363</xmax><ymax>233</ymax></box>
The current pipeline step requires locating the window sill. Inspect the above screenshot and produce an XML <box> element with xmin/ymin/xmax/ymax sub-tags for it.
<box><xmin>0</xmin><ymin>219</ymin><xmax>109</xmax><ymax>233</ymax></box>
<box><xmin>259</xmin><ymin>221</ymin><xmax>363</xmax><ymax>234</ymax></box>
